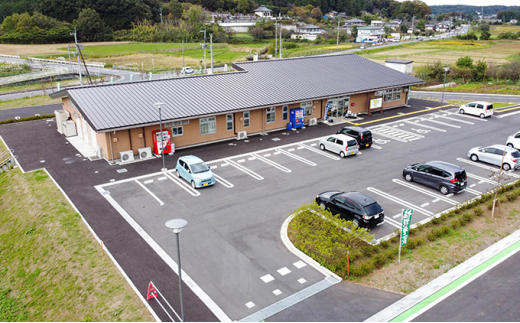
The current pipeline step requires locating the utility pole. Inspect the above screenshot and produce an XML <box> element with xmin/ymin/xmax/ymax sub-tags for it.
<box><xmin>279</xmin><ymin>24</ymin><xmax>282</xmax><ymax>59</ymax></box>
<box><xmin>71</xmin><ymin>29</ymin><xmax>82</xmax><ymax>85</ymax></box>
<box><xmin>274</xmin><ymin>22</ymin><xmax>277</xmax><ymax>59</ymax></box>
<box><xmin>160</xmin><ymin>8</ymin><xmax>163</xmax><ymax>24</ymax></box>
<box><xmin>200</xmin><ymin>28</ymin><xmax>207</xmax><ymax>73</ymax></box>
<box><xmin>336</xmin><ymin>18</ymin><xmax>340</xmax><ymax>50</ymax></box>
<box><xmin>182</xmin><ymin>40</ymin><xmax>184</xmax><ymax>66</ymax></box>
<box><xmin>210</xmin><ymin>34</ymin><xmax>213</xmax><ymax>74</ymax></box>
<box><xmin>411</xmin><ymin>15</ymin><xmax>415</xmax><ymax>38</ymax></box>
<box><xmin>67</xmin><ymin>45</ymin><xmax>72</xmax><ymax>68</ymax></box>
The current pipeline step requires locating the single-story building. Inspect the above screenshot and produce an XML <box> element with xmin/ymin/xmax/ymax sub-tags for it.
<box><xmin>254</xmin><ymin>5</ymin><xmax>272</xmax><ymax>18</ymax></box>
<box><xmin>385</xmin><ymin>60</ymin><xmax>413</xmax><ymax>75</ymax></box>
<box><xmin>50</xmin><ymin>55</ymin><xmax>423</xmax><ymax>164</ymax></box>
<box><xmin>344</xmin><ymin>18</ymin><xmax>365</xmax><ymax>27</ymax></box>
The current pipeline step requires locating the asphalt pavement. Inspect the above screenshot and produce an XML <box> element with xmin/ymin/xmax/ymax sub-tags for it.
<box><xmin>413</xmin><ymin>91</ymin><xmax>520</xmax><ymax>103</ymax></box>
<box><xmin>0</xmin><ymin>103</ymin><xmax>61</xmax><ymax>120</ymax></box>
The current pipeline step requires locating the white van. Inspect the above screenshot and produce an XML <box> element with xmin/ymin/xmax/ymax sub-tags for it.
<box><xmin>319</xmin><ymin>134</ymin><xmax>359</xmax><ymax>158</ymax></box>
<box><xmin>458</xmin><ymin>101</ymin><xmax>493</xmax><ymax>118</ymax></box>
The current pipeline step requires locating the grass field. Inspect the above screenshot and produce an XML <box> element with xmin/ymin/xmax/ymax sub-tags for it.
<box><xmin>0</xmin><ymin>78</ymin><xmax>84</xmax><ymax>95</ymax></box>
<box><xmin>0</xmin><ymin>168</ymin><xmax>153</xmax><ymax>321</ymax></box>
<box><xmin>0</xmin><ymin>95</ymin><xmax>60</xmax><ymax>110</ymax></box>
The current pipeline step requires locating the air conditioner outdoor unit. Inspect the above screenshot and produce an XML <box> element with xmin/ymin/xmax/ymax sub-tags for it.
<box><xmin>120</xmin><ymin>150</ymin><xmax>135</xmax><ymax>163</ymax></box>
<box><xmin>308</xmin><ymin>118</ymin><xmax>318</xmax><ymax>126</ymax></box>
<box><xmin>138</xmin><ymin>147</ymin><xmax>152</xmax><ymax>159</ymax></box>
<box><xmin>237</xmin><ymin>131</ymin><xmax>247</xmax><ymax>140</ymax></box>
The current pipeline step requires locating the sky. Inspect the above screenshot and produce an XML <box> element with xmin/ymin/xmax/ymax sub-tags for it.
<box><xmin>401</xmin><ymin>0</ymin><xmax>519</xmax><ymax>6</ymax></box>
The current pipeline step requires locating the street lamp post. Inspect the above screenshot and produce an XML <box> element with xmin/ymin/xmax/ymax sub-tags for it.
<box><xmin>155</xmin><ymin>102</ymin><xmax>167</xmax><ymax>171</ymax></box>
<box><xmin>165</xmin><ymin>219</ymin><xmax>188</xmax><ymax>322</ymax></box>
<box><xmin>441</xmin><ymin>67</ymin><xmax>449</xmax><ymax>104</ymax></box>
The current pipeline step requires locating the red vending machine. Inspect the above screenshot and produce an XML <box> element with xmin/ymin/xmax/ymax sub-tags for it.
<box><xmin>152</xmin><ymin>130</ymin><xmax>172</xmax><ymax>155</ymax></box>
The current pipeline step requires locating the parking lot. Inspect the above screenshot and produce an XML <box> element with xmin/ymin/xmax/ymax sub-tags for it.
<box><xmin>94</xmin><ymin>104</ymin><xmax>520</xmax><ymax>321</ymax></box>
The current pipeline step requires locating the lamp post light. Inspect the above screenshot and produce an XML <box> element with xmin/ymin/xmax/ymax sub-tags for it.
<box><xmin>155</xmin><ymin>102</ymin><xmax>167</xmax><ymax>171</ymax></box>
<box><xmin>165</xmin><ymin>219</ymin><xmax>188</xmax><ymax>322</ymax></box>
<box><xmin>441</xmin><ymin>67</ymin><xmax>450</xmax><ymax>104</ymax></box>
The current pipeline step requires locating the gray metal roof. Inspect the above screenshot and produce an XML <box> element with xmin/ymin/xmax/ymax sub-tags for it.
<box><xmin>254</xmin><ymin>5</ymin><xmax>272</xmax><ymax>12</ymax></box>
<box><xmin>52</xmin><ymin>54</ymin><xmax>423</xmax><ymax>132</ymax></box>
<box><xmin>385</xmin><ymin>60</ymin><xmax>413</xmax><ymax>64</ymax></box>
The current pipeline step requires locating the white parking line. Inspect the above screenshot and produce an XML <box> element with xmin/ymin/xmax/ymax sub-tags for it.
<box><xmin>288</xmin><ymin>148</ymin><xmax>295</xmax><ymax>152</ymax></box>
<box><xmin>456</xmin><ymin>158</ymin><xmax>520</xmax><ymax>179</ymax></box>
<box><xmin>210</xmin><ymin>165</ymin><xmax>217</xmax><ymax>169</ymax></box>
<box><xmin>273</xmin><ymin>151</ymin><xmax>281</xmax><ymax>155</ymax></box>
<box><xmin>213</xmin><ymin>173</ymin><xmax>234</xmax><ymax>188</ymax></box>
<box><xmin>297</xmin><ymin>146</ymin><xmax>305</xmax><ymax>150</ymax></box>
<box><xmin>226</xmin><ymin>159</ymin><xmax>264</xmax><ymax>180</ymax></box>
<box><xmin>275</xmin><ymin>148</ymin><xmax>317</xmax><ymax>166</ymax></box>
<box><xmin>420</xmin><ymin>118</ymin><xmax>461</xmax><ymax>128</ymax></box>
<box><xmin>432</xmin><ymin>198</ymin><xmax>440</xmax><ymax>203</ymax></box>
<box><xmin>252</xmin><ymin>153</ymin><xmax>291</xmax><ymax>173</ymax></box>
<box><xmin>430</xmin><ymin>113</ymin><xmax>475</xmax><ymax>124</ymax></box>
<box><xmin>466</xmin><ymin>188</ymin><xmax>482</xmax><ymax>195</ymax></box>
<box><xmin>469</xmin><ymin>183</ymin><xmax>476</xmax><ymax>188</ymax></box>
<box><xmin>367</xmin><ymin>187</ymin><xmax>434</xmax><ymax>216</ymax></box>
<box><xmin>297</xmin><ymin>144</ymin><xmax>341</xmax><ymax>160</ymax></box>
<box><xmin>220</xmin><ymin>163</ymin><xmax>229</xmax><ymax>167</ymax></box>
<box><xmin>135</xmin><ymin>180</ymin><xmax>164</xmax><ymax>206</ymax></box>
<box><xmin>444</xmin><ymin>111</ymin><xmax>488</xmax><ymax>121</ymax></box>
<box><xmin>144</xmin><ymin>179</ymin><xmax>154</xmax><ymax>184</ymax></box>
<box><xmin>384</xmin><ymin>217</ymin><xmax>402</xmax><ymax>228</ymax></box>
<box><xmin>421</xmin><ymin>202</ymin><xmax>429</xmax><ymax>207</ymax></box>
<box><xmin>165</xmin><ymin>173</ymin><xmax>201</xmax><ymax>197</ymax></box>
<box><xmin>237</xmin><ymin>159</ymin><xmax>245</xmax><ymax>163</ymax></box>
<box><xmin>393</xmin><ymin>213</ymin><xmax>402</xmax><ymax>219</ymax></box>
<box><xmin>404</xmin><ymin>120</ymin><xmax>447</xmax><ymax>132</ymax></box>
<box><xmin>371</xmin><ymin>144</ymin><xmax>382</xmax><ymax>149</ymax></box>
<box><xmin>248</xmin><ymin>157</ymin><xmax>256</xmax><ymax>161</ymax></box>
<box><xmin>392</xmin><ymin>179</ymin><xmax>458</xmax><ymax>205</ymax></box>
<box><xmin>467</xmin><ymin>172</ymin><xmax>498</xmax><ymax>185</ymax></box>
<box><xmin>263</xmin><ymin>154</ymin><xmax>271</xmax><ymax>157</ymax></box>
<box><xmin>310</xmin><ymin>143</ymin><xmax>317</xmax><ymax>147</ymax></box>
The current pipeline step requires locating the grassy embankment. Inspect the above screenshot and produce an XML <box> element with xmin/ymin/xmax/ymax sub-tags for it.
<box><xmin>0</xmin><ymin>143</ymin><xmax>153</xmax><ymax>321</ymax></box>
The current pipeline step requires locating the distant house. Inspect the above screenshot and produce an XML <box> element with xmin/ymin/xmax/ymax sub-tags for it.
<box><xmin>356</xmin><ymin>26</ymin><xmax>385</xmax><ymax>42</ymax></box>
<box><xmin>338</xmin><ymin>12</ymin><xmax>346</xmax><ymax>18</ymax></box>
<box><xmin>385</xmin><ymin>60</ymin><xmax>413</xmax><ymax>75</ymax></box>
<box><xmin>425</xmin><ymin>24</ymin><xmax>435</xmax><ymax>31</ymax></box>
<box><xmin>254</xmin><ymin>5</ymin><xmax>272</xmax><ymax>18</ymax></box>
<box><xmin>344</xmin><ymin>18</ymin><xmax>365</xmax><ymax>27</ymax></box>
<box><xmin>511</xmin><ymin>19</ymin><xmax>518</xmax><ymax>24</ymax></box>
<box><xmin>435</xmin><ymin>21</ymin><xmax>453</xmax><ymax>32</ymax></box>
<box><xmin>391</xmin><ymin>19</ymin><xmax>402</xmax><ymax>25</ymax></box>
<box><xmin>371</xmin><ymin>20</ymin><xmax>384</xmax><ymax>27</ymax></box>
<box><xmin>326</xmin><ymin>10</ymin><xmax>338</xmax><ymax>19</ymax></box>
<box><xmin>489</xmin><ymin>18</ymin><xmax>503</xmax><ymax>24</ymax></box>
<box><xmin>385</xmin><ymin>23</ymin><xmax>400</xmax><ymax>31</ymax></box>
<box><xmin>298</xmin><ymin>24</ymin><xmax>324</xmax><ymax>34</ymax></box>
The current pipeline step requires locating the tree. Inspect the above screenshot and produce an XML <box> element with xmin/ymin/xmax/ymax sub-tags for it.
<box><xmin>361</xmin><ymin>13</ymin><xmax>372</xmax><ymax>25</ymax></box>
<box><xmin>473</xmin><ymin>60</ymin><xmax>487</xmax><ymax>81</ymax></box>
<box><xmin>351</xmin><ymin>25</ymin><xmax>358</xmax><ymax>38</ymax></box>
<box><xmin>249</xmin><ymin>26</ymin><xmax>265</xmax><ymax>39</ymax></box>
<box><xmin>74</xmin><ymin>8</ymin><xmax>113</xmax><ymax>42</ymax></box>
<box><xmin>417</xmin><ymin>18</ymin><xmax>425</xmax><ymax>32</ymax></box>
<box><xmin>237</xmin><ymin>0</ymin><xmax>249</xmax><ymax>14</ymax></box>
<box><xmin>479</xmin><ymin>23</ymin><xmax>490</xmax><ymax>32</ymax></box>
<box><xmin>168</xmin><ymin>0</ymin><xmax>183</xmax><ymax>21</ymax></box>
<box><xmin>456</xmin><ymin>56</ymin><xmax>473</xmax><ymax>68</ymax></box>
<box><xmin>310</xmin><ymin>7</ymin><xmax>323</xmax><ymax>19</ymax></box>
<box><xmin>480</xmin><ymin>30</ymin><xmax>491</xmax><ymax>40</ymax></box>
<box><xmin>400</xmin><ymin>22</ymin><xmax>408</xmax><ymax>34</ymax></box>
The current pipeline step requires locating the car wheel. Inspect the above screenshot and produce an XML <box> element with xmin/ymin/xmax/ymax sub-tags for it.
<box><xmin>319</xmin><ymin>202</ymin><xmax>326</xmax><ymax>211</ymax></box>
<box><xmin>339</xmin><ymin>151</ymin><xmax>346</xmax><ymax>158</ymax></box>
<box><xmin>479</xmin><ymin>113</ymin><xmax>485</xmax><ymax>119</ymax></box>
<box><xmin>507</xmin><ymin>143</ymin><xmax>514</xmax><ymax>148</ymax></box>
<box><xmin>320</xmin><ymin>144</ymin><xmax>325</xmax><ymax>151</ymax></box>
<box><xmin>191</xmin><ymin>181</ymin><xmax>196</xmax><ymax>189</ymax></box>
<box><xmin>503</xmin><ymin>163</ymin><xmax>511</xmax><ymax>171</ymax></box>
<box><xmin>470</xmin><ymin>154</ymin><xmax>479</xmax><ymax>162</ymax></box>
<box><xmin>440</xmin><ymin>185</ymin><xmax>449</xmax><ymax>195</ymax></box>
<box><xmin>176</xmin><ymin>169</ymin><xmax>180</xmax><ymax>177</ymax></box>
<box><xmin>352</xmin><ymin>218</ymin><xmax>360</xmax><ymax>227</ymax></box>
<box><xmin>459</xmin><ymin>109</ymin><xmax>464</xmax><ymax>114</ymax></box>
<box><xmin>405</xmin><ymin>173</ymin><xmax>413</xmax><ymax>182</ymax></box>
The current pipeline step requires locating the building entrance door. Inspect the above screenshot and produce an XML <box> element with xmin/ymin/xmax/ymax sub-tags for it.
<box><xmin>327</xmin><ymin>97</ymin><xmax>350</xmax><ymax>119</ymax></box>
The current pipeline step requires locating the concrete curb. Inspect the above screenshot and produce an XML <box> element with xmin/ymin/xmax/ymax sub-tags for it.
<box><xmin>365</xmin><ymin>228</ymin><xmax>520</xmax><ymax>322</ymax></box>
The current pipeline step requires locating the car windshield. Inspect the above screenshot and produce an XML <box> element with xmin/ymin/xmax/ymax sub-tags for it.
<box><xmin>364</xmin><ymin>203</ymin><xmax>382</xmax><ymax>215</ymax></box>
<box><xmin>190</xmin><ymin>162</ymin><xmax>209</xmax><ymax>174</ymax></box>
<box><xmin>512</xmin><ymin>151</ymin><xmax>520</xmax><ymax>158</ymax></box>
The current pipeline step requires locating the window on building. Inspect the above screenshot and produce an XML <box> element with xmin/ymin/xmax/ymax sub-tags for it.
<box><xmin>302</xmin><ymin>101</ymin><xmax>313</xmax><ymax>116</ymax></box>
<box><xmin>171</xmin><ymin>126</ymin><xmax>183</xmax><ymax>137</ymax></box>
<box><xmin>244</xmin><ymin>111</ymin><xmax>250</xmax><ymax>128</ymax></box>
<box><xmin>226</xmin><ymin>114</ymin><xmax>233</xmax><ymax>131</ymax></box>
<box><xmin>266</xmin><ymin>107</ymin><xmax>276</xmax><ymax>123</ymax></box>
<box><xmin>282</xmin><ymin>105</ymin><xmax>288</xmax><ymax>121</ymax></box>
<box><xmin>383</xmin><ymin>88</ymin><xmax>402</xmax><ymax>102</ymax></box>
<box><xmin>200</xmin><ymin>117</ymin><xmax>216</xmax><ymax>135</ymax></box>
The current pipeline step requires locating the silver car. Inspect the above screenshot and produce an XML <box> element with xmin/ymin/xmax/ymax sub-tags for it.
<box><xmin>468</xmin><ymin>144</ymin><xmax>520</xmax><ymax>171</ymax></box>
<box><xmin>319</xmin><ymin>134</ymin><xmax>359</xmax><ymax>158</ymax></box>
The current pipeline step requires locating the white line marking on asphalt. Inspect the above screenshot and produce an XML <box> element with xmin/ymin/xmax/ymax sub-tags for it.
<box><xmin>225</xmin><ymin>159</ymin><xmax>264</xmax><ymax>180</ymax></box>
<box><xmin>298</xmin><ymin>144</ymin><xmax>341</xmax><ymax>160</ymax></box>
<box><xmin>430</xmin><ymin>113</ymin><xmax>475</xmax><ymax>124</ymax></box>
<box><xmin>432</xmin><ymin>198</ymin><xmax>440</xmax><ymax>203</ymax></box>
<box><xmin>274</xmin><ymin>151</ymin><xmax>281</xmax><ymax>155</ymax></box>
<box><xmin>467</xmin><ymin>172</ymin><xmax>498</xmax><ymax>185</ymax></box>
<box><xmin>420</xmin><ymin>118</ymin><xmax>461</xmax><ymax>128</ymax></box>
<box><xmin>393</xmin><ymin>179</ymin><xmax>458</xmax><ymax>205</ymax></box>
<box><xmin>248</xmin><ymin>157</ymin><xmax>256</xmax><ymax>161</ymax></box>
<box><xmin>404</xmin><ymin>119</ymin><xmax>447</xmax><ymax>132</ymax></box>
<box><xmin>393</xmin><ymin>213</ymin><xmax>402</xmax><ymax>219</ymax></box>
<box><xmin>293</xmin><ymin>260</ymin><xmax>307</xmax><ymax>269</ymax></box>
<box><xmin>496</xmin><ymin>110</ymin><xmax>520</xmax><ymax>118</ymax></box>
<box><xmin>367</xmin><ymin>187</ymin><xmax>434</xmax><ymax>216</ymax></box>
<box><xmin>444</xmin><ymin>111</ymin><xmax>488</xmax><ymax>121</ymax></box>
<box><xmin>288</xmin><ymin>148</ymin><xmax>295</xmax><ymax>152</ymax></box>
<box><xmin>134</xmin><ymin>180</ymin><xmax>164</xmax><ymax>206</ymax></box>
<box><xmin>213</xmin><ymin>173</ymin><xmax>233</xmax><ymax>188</ymax></box>
<box><xmin>245</xmin><ymin>302</ymin><xmax>255</xmax><ymax>309</ymax></box>
<box><xmin>466</xmin><ymin>188</ymin><xmax>482</xmax><ymax>195</ymax></box>
<box><xmin>164</xmin><ymin>172</ymin><xmax>201</xmax><ymax>197</ymax></box>
<box><xmin>220</xmin><ymin>163</ymin><xmax>229</xmax><ymax>167</ymax></box>
<box><xmin>237</xmin><ymin>159</ymin><xmax>245</xmax><ymax>163</ymax></box>
<box><xmin>384</xmin><ymin>217</ymin><xmax>402</xmax><ymax>228</ymax></box>
<box><xmin>310</xmin><ymin>143</ymin><xmax>317</xmax><ymax>147</ymax></box>
<box><xmin>277</xmin><ymin>267</ymin><xmax>291</xmax><ymax>276</ymax></box>
<box><xmin>273</xmin><ymin>289</ymin><xmax>282</xmax><ymax>296</ymax></box>
<box><xmin>478</xmin><ymin>180</ymin><xmax>485</xmax><ymax>184</ymax></box>
<box><xmin>158</xmin><ymin>177</ymin><xmax>167</xmax><ymax>181</ymax></box>
<box><xmin>275</xmin><ymin>148</ymin><xmax>317</xmax><ymax>166</ymax></box>
<box><xmin>421</xmin><ymin>203</ymin><xmax>430</xmax><ymax>207</ymax></box>
<box><xmin>297</xmin><ymin>146</ymin><xmax>305</xmax><ymax>150</ymax></box>
<box><xmin>456</xmin><ymin>158</ymin><xmax>520</xmax><ymax>178</ymax></box>
<box><xmin>144</xmin><ymin>179</ymin><xmax>154</xmax><ymax>184</ymax></box>
<box><xmin>252</xmin><ymin>153</ymin><xmax>291</xmax><ymax>173</ymax></box>
<box><xmin>260</xmin><ymin>274</ymin><xmax>275</xmax><ymax>283</ymax></box>
<box><xmin>263</xmin><ymin>153</ymin><xmax>271</xmax><ymax>157</ymax></box>
<box><xmin>446</xmin><ymin>193</ymin><xmax>454</xmax><ymax>197</ymax></box>
<box><xmin>297</xmin><ymin>278</ymin><xmax>307</xmax><ymax>284</ymax></box>
<box><xmin>210</xmin><ymin>165</ymin><xmax>217</xmax><ymax>169</ymax></box>
<box><xmin>470</xmin><ymin>183</ymin><xmax>476</xmax><ymax>188</ymax></box>
<box><xmin>371</xmin><ymin>144</ymin><xmax>382</xmax><ymax>149</ymax></box>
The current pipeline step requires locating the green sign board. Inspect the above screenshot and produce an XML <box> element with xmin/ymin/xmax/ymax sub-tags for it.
<box><xmin>400</xmin><ymin>209</ymin><xmax>413</xmax><ymax>246</ymax></box>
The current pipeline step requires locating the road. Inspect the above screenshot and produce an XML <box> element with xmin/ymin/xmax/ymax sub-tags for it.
<box><xmin>0</xmin><ymin>103</ymin><xmax>60</xmax><ymax>120</ymax></box>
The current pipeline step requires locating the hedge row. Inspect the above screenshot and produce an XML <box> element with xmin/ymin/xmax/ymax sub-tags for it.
<box><xmin>0</xmin><ymin>114</ymin><xmax>55</xmax><ymax>125</ymax></box>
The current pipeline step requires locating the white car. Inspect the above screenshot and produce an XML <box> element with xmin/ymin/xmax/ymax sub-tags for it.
<box><xmin>319</xmin><ymin>134</ymin><xmax>359</xmax><ymax>158</ymax></box>
<box><xmin>507</xmin><ymin>131</ymin><xmax>520</xmax><ymax>149</ymax></box>
<box><xmin>458</xmin><ymin>101</ymin><xmax>494</xmax><ymax>118</ymax></box>
<box><xmin>468</xmin><ymin>144</ymin><xmax>520</xmax><ymax>171</ymax></box>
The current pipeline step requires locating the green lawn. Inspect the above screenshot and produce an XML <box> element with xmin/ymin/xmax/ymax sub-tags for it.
<box><xmin>1</xmin><ymin>95</ymin><xmax>61</xmax><ymax>110</ymax></box>
<box><xmin>59</xmin><ymin>42</ymin><xmax>200</xmax><ymax>56</ymax></box>
<box><xmin>0</xmin><ymin>169</ymin><xmax>153</xmax><ymax>321</ymax></box>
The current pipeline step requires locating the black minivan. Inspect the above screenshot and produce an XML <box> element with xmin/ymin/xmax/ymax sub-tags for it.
<box><xmin>402</xmin><ymin>161</ymin><xmax>467</xmax><ymax>195</ymax></box>
<box><xmin>337</xmin><ymin>126</ymin><xmax>373</xmax><ymax>148</ymax></box>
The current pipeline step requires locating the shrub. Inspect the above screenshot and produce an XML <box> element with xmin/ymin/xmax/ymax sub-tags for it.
<box><xmin>440</xmin><ymin>213</ymin><xmax>449</xmax><ymax>221</ymax></box>
<box><xmin>372</xmin><ymin>254</ymin><xmax>387</xmax><ymax>269</ymax></box>
<box><xmin>361</xmin><ymin>245</ymin><xmax>376</xmax><ymax>257</ymax></box>
<box><xmin>473</xmin><ymin>207</ymin><xmax>484</xmax><ymax>217</ymax></box>
<box><xmin>486</xmin><ymin>200</ymin><xmax>495</xmax><ymax>210</ymax></box>
<box><xmin>350</xmin><ymin>262</ymin><xmax>375</xmax><ymax>277</ymax></box>
<box><xmin>406</xmin><ymin>237</ymin><xmax>424</xmax><ymax>249</ymax></box>
<box><xmin>432</xmin><ymin>217</ymin><xmax>442</xmax><ymax>225</ymax></box>
<box><xmin>460</xmin><ymin>212</ymin><xmax>474</xmax><ymax>225</ymax></box>
<box><xmin>439</xmin><ymin>226</ymin><xmax>450</xmax><ymax>236</ymax></box>
<box><xmin>427</xmin><ymin>228</ymin><xmax>442</xmax><ymax>241</ymax></box>
<box><xmin>450</xmin><ymin>219</ymin><xmax>460</xmax><ymax>229</ymax></box>
<box><xmin>379</xmin><ymin>240</ymin><xmax>390</xmax><ymax>249</ymax></box>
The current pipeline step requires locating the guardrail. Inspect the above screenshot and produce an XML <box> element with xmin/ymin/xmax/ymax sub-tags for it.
<box><xmin>0</xmin><ymin>149</ymin><xmax>16</xmax><ymax>173</ymax></box>
<box><xmin>0</xmin><ymin>68</ymin><xmax>70</xmax><ymax>86</ymax></box>
<box><xmin>27</xmin><ymin>57</ymin><xmax>105</xmax><ymax>68</ymax></box>
<box><xmin>112</xmin><ymin>65</ymin><xmax>139</xmax><ymax>71</ymax></box>
<box><xmin>0</xmin><ymin>54</ymin><xmax>21</xmax><ymax>59</ymax></box>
